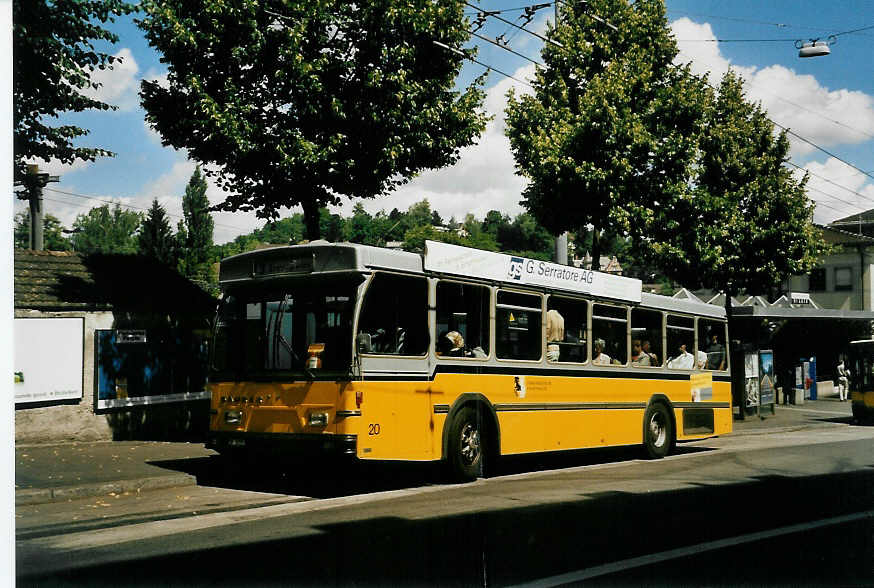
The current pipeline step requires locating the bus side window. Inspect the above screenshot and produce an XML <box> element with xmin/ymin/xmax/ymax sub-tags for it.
<box><xmin>496</xmin><ymin>291</ymin><xmax>542</xmax><ymax>361</ymax></box>
<box><xmin>666</xmin><ymin>315</ymin><xmax>695</xmax><ymax>370</ymax></box>
<box><xmin>546</xmin><ymin>296</ymin><xmax>587</xmax><ymax>363</ymax></box>
<box><xmin>698</xmin><ymin>319</ymin><xmax>727</xmax><ymax>371</ymax></box>
<box><xmin>592</xmin><ymin>303</ymin><xmax>628</xmax><ymax>365</ymax></box>
<box><xmin>357</xmin><ymin>273</ymin><xmax>428</xmax><ymax>356</ymax></box>
<box><xmin>436</xmin><ymin>281</ymin><xmax>491</xmax><ymax>358</ymax></box>
<box><xmin>630</xmin><ymin>308</ymin><xmax>663</xmax><ymax>367</ymax></box>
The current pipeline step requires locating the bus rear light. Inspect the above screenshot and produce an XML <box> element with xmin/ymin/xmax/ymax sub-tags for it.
<box><xmin>308</xmin><ymin>412</ymin><xmax>329</xmax><ymax>427</ymax></box>
<box><xmin>224</xmin><ymin>410</ymin><xmax>243</xmax><ymax>424</ymax></box>
<box><xmin>356</xmin><ymin>390</ymin><xmax>363</xmax><ymax>408</ymax></box>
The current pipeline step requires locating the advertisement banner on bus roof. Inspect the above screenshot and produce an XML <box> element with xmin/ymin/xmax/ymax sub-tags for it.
<box><xmin>424</xmin><ymin>240</ymin><xmax>642</xmax><ymax>303</ymax></box>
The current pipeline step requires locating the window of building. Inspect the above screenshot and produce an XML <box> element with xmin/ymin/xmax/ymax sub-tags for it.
<box><xmin>808</xmin><ymin>268</ymin><xmax>826</xmax><ymax>291</ymax></box>
<box><xmin>835</xmin><ymin>267</ymin><xmax>853</xmax><ymax>291</ymax></box>
<box><xmin>630</xmin><ymin>308</ymin><xmax>663</xmax><ymax>367</ymax></box>
<box><xmin>698</xmin><ymin>319</ymin><xmax>727</xmax><ymax>371</ymax></box>
<box><xmin>357</xmin><ymin>273</ymin><xmax>429</xmax><ymax>355</ymax></box>
<box><xmin>436</xmin><ymin>281</ymin><xmax>490</xmax><ymax>358</ymax></box>
<box><xmin>496</xmin><ymin>290</ymin><xmax>542</xmax><ymax>361</ymax></box>
<box><xmin>666</xmin><ymin>315</ymin><xmax>695</xmax><ymax>370</ymax></box>
<box><xmin>592</xmin><ymin>303</ymin><xmax>627</xmax><ymax>365</ymax></box>
<box><xmin>545</xmin><ymin>296</ymin><xmax>587</xmax><ymax>363</ymax></box>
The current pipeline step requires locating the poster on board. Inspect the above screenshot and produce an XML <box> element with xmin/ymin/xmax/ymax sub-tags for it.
<box><xmin>759</xmin><ymin>350</ymin><xmax>775</xmax><ymax>406</ymax></box>
<box><xmin>14</xmin><ymin>317</ymin><xmax>84</xmax><ymax>404</ymax></box>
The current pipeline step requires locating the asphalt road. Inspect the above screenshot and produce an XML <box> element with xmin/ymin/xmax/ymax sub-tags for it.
<box><xmin>17</xmin><ymin>426</ymin><xmax>874</xmax><ymax>587</ymax></box>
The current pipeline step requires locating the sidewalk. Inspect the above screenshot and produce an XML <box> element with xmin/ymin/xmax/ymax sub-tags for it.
<box><xmin>14</xmin><ymin>398</ymin><xmax>856</xmax><ymax>506</ymax></box>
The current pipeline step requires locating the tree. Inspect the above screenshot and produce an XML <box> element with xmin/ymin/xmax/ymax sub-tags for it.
<box><xmin>13</xmin><ymin>0</ymin><xmax>133</xmax><ymax>179</ymax></box>
<box><xmin>138</xmin><ymin>199</ymin><xmax>177</xmax><ymax>267</ymax></box>
<box><xmin>646</xmin><ymin>71</ymin><xmax>825</xmax><ymax>312</ymax></box>
<box><xmin>505</xmin><ymin>0</ymin><xmax>708</xmax><ymax>267</ymax></box>
<box><xmin>177</xmin><ymin>167</ymin><xmax>215</xmax><ymax>286</ymax></box>
<box><xmin>70</xmin><ymin>204</ymin><xmax>142</xmax><ymax>255</ymax></box>
<box><xmin>345</xmin><ymin>203</ymin><xmax>376</xmax><ymax>245</ymax></box>
<box><xmin>138</xmin><ymin>0</ymin><xmax>488</xmax><ymax>240</ymax></box>
<box><xmin>14</xmin><ymin>211</ymin><xmax>72</xmax><ymax>251</ymax></box>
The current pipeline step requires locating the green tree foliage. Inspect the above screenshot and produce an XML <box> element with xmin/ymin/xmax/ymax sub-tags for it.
<box><xmin>13</xmin><ymin>0</ymin><xmax>133</xmax><ymax>179</ymax></box>
<box><xmin>14</xmin><ymin>211</ymin><xmax>72</xmax><ymax>251</ymax></box>
<box><xmin>70</xmin><ymin>203</ymin><xmax>142</xmax><ymax>255</ymax></box>
<box><xmin>504</xmin><ymin>0</ymin><xmax>708</xmax><ymax>265</ymax></box>
<box><xmin>138</xmin><ymin>199</ymin><xmax>177</xmax><ymax>267</ymax></box>
<box><xmin>646</xmin><ymin>71</ymin><xmax>825</xmax><ymax>309</ymax></box>
<box><xmin>138</xmin><ymin>0</ymin><xmax>489</xmax><ymax>240</ymax></box>
<box><xmin>177</xmin><ymin>167</ymin><xmax>215</xmax><ymax>286</ymax></box>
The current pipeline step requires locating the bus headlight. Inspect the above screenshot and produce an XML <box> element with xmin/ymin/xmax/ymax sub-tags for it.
<box><xmin>224</xmin><ymin>410</ymin><xmax>243</xmax><ymax>424</ymax></box>
<box><xmin>308</xmin><ymin>412</ymin><xmax>329</xmax><ymax>427</ymax></box>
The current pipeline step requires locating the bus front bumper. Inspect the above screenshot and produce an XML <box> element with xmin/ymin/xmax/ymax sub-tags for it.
<box><xmin>207</xmin><ymin>431</ymin><xmax>358</xmax><ymax>458</ymax></box>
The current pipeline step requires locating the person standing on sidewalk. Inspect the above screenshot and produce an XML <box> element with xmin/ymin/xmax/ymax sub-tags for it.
<box><xmin>837</xmin><ymin>358</ymin><xmax>851</xmax><ymax>401</ymax></box>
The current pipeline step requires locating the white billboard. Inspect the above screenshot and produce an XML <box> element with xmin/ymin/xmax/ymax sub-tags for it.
<box><xmin>14</xmin><ymin>318</ymin><xmax>84</xmax><ymax>404</ymax></box>
<box><xmin>424</xmin><ymin>240</ymin><xmax>642</xmax><ymax>303</ymax></box>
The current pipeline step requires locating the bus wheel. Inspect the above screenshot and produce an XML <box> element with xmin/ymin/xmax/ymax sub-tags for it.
<box><xmin>643</xmin><ymin>402</ymin><xmax>673</xmax><ymax>459</ymax></box>
<box><xmin>448</xmin><ymin>406</ymin><xmax>484</xmax><ymax>482</ymax></box>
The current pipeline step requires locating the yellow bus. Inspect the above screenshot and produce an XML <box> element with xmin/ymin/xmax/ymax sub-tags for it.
<box><xmin>207</xmin><ymin>240</ymin><xmax>732</xmax><ymax>481</ymax></box>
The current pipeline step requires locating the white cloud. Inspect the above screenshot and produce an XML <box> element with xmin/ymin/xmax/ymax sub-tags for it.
<box><xmin>671</xmin><ymin>18</ymin><xmax>874</xmax><ymax>157</ymax></box>
<box><xmin>82</xmin><ymin>48</ymin><xmax>140</xmax><ymax>111</ymax></box>
<box><xmin>798</xmin><ymin>158</ymin><xmax>874</xmax><ymax>224</ymax></box>
<box><xmin>23</xmin><ymin>157</ymin><xmax>92</xmax><ymax>176</ymax></box>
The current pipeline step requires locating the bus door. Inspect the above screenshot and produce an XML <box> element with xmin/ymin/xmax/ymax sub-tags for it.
<box><xmin>355</xmin><ymin>272</ymin><xmax>432</xmax><ymax>459</ymax></box>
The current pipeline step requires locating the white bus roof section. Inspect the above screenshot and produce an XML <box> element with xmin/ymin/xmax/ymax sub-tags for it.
<box><xmin>641</xmin><ymin>291</ymin><xmax>726</xmax><ymax>319</ymax></box>
<box><xmin>424</xmin><ymin>240</ymin><xmax>642</xmax><ymax>303</ymax></box>
<box><xmin>218</xmin><ymin>241</ymin><xmax>423</xmax><ymax>283</ymax></box>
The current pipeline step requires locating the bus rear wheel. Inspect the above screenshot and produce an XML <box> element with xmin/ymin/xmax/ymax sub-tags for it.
<box><xmin>643</xmin><ymin>402</ymin><xmax>673</xmax><ymax>459</ymax></box>
<box><xmin>448</xmin><ymin>406</ymin><xmax>485</xmax><ymax>482</ymax></box>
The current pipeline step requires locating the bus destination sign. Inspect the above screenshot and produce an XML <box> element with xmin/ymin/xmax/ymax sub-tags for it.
<box><xmin>424</xmin><ymin>240</ymin><xmax>641</xmax><ymax>303</ymax></box>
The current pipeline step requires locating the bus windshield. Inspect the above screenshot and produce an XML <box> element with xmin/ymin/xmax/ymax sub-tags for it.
<box><xmin>210</xmin><ymin>276</ymin><xmax>361</xmax><ymax>380</ymax></box>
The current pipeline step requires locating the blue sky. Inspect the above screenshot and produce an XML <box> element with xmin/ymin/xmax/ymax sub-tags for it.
<box><xmin>15</xmin><ymin>0</ymin><xmax>874</xmax><ymax>244</ymax></box>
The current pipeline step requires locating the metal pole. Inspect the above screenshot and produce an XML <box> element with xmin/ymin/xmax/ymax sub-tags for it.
<box><xmin>20</xmin><ymin>165</ymin><xmax>59</xmax><ymax>251</ymax></box>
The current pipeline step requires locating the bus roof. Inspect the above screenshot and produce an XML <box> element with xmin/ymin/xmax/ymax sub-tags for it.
<box><xmin>218</xmin><ymin>241</ymin><xmax>423</xmax><ymax>283</ymax></box>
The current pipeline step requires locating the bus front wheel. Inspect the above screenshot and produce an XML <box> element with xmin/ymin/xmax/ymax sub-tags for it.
<box><xmin>643</xmin><ymin>402</ymin><xmax>673</xmax><ymax>459</ymax></box>
<box><xmin>447</xmin><ymin>406</ymin><xmax>485</xmax><ymax>482</ymax></box>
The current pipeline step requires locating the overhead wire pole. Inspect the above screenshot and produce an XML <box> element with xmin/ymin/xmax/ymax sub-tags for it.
<box><xmin>553</xmin><ymin>0</ymin><xmax>568</xmax><ymax>265</ymax></box>
<box><xmin>14</xmin><ymin>164</ymin><xmax>59</xmax><ymax>250</ymax></box>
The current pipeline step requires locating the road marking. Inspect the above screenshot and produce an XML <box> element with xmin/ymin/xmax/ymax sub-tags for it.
<box><xmin>510</xmin><ymin>510</ymin><xmax>874</xmax><ymax>588</ymax></box>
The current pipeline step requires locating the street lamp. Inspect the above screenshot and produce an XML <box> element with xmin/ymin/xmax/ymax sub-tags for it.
<box><xmin>796</xmin><ymin>36</ymin><xmax>835</xmax><ymax>58</ymax></box>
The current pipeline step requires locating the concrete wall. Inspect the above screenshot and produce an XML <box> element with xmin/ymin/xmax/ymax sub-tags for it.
<box><xmin>15</xmin><ymin>309</ymin><xmax>209</xmax><ymax>445</ymax></box>
<box><xmin>15</xmin><ymin>309</ymin><xmax>115</xmax><ymax>444</ymax></box>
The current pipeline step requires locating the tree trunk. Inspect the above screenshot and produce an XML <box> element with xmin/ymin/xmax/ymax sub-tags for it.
<box><xmin>302</xmin><ymin>200</ymin><xmax>321</xmax><ymax>241</ymax></box>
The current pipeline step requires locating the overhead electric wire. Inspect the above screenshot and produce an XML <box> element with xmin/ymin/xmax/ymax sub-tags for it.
<box><xmin>464</xmin><ymin>1</ymin><xmax>563</xmax><ymax>48</ymax></box>
<box><xmin>470</xmin><ymin>30</ymin><xmax>544</xmax><ymax>66</ymax></box>
<box><xmin>674</xmin><ymin>48</ymin><xmax>874</xmax><ymax>142</ymax></box>
<box><xmin>465</xmin><ymin>2</ymin><xmax>874</xmax><ymax>201</ymax></box>
<box><xmin>666</xmin><ymin>10</ymin><xmax>874</xmax><ymax>38</ymax></box>
<box><xmin>433</xmin><ymin>40</ymin><xmax>535</xmax><ymax>89</ymax></box>
<box><xmin>43</xmin><ymin>186</ymin><xmax>252</xmax><ymax>233</ymax></box>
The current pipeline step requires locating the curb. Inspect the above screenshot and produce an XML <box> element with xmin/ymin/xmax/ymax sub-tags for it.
<box><xmin>15</xmin><ymin>473</ymin><xmax>197</xmax><ymax>506</ymax></box>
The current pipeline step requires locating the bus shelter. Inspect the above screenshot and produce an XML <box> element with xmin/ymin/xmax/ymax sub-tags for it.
<box><xmin>729</xmin><ymin>305</ymin><xmax>874</xmax><ymax>414</ymax></box>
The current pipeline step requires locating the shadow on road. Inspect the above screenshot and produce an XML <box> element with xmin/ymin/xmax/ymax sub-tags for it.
<box><xmin>19</xmin><ymin>465</ymin><xmax>874</xmax><ymax>587</ymax></box>
<box><xmin>147</xmin><ymin>444</ymin><xmax>716</xmax><ymax>499</ymax></box>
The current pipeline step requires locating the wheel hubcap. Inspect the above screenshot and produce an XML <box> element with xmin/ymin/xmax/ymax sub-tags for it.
<box><xmin>649</xmin><ymin>413</ymin><xmax>666</xmax><ymax>447</ymax></box>
<box><xmin>460</xmin><ymin>423</ymin><xmax>481</xmax><ymax>465</ymax></box>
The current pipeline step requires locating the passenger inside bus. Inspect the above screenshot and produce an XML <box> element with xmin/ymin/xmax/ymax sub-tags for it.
<box><xmin>667</xmin><ymin>342</ymin><xmax>695</xmax><ymax>369</ymax></box>
<box><xmin>630</xmin><ymin>339</ymin><xmax>651</xmax><ymax>366</ymax></box>
<box><xmin>593</xmin><ymin>338</ymin><xmax>612</xmax><ymax>365</ymax></box>
<box><xmin>546</xmin><ymin>309</ymin><xmax>564</xmax><ymax>362</ymax></box>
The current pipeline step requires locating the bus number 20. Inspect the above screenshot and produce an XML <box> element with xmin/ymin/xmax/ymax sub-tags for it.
<box><xmin>368</xmin><ymin>423</ymin><xmax>381</xmax><ymax>436</ymax></box>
